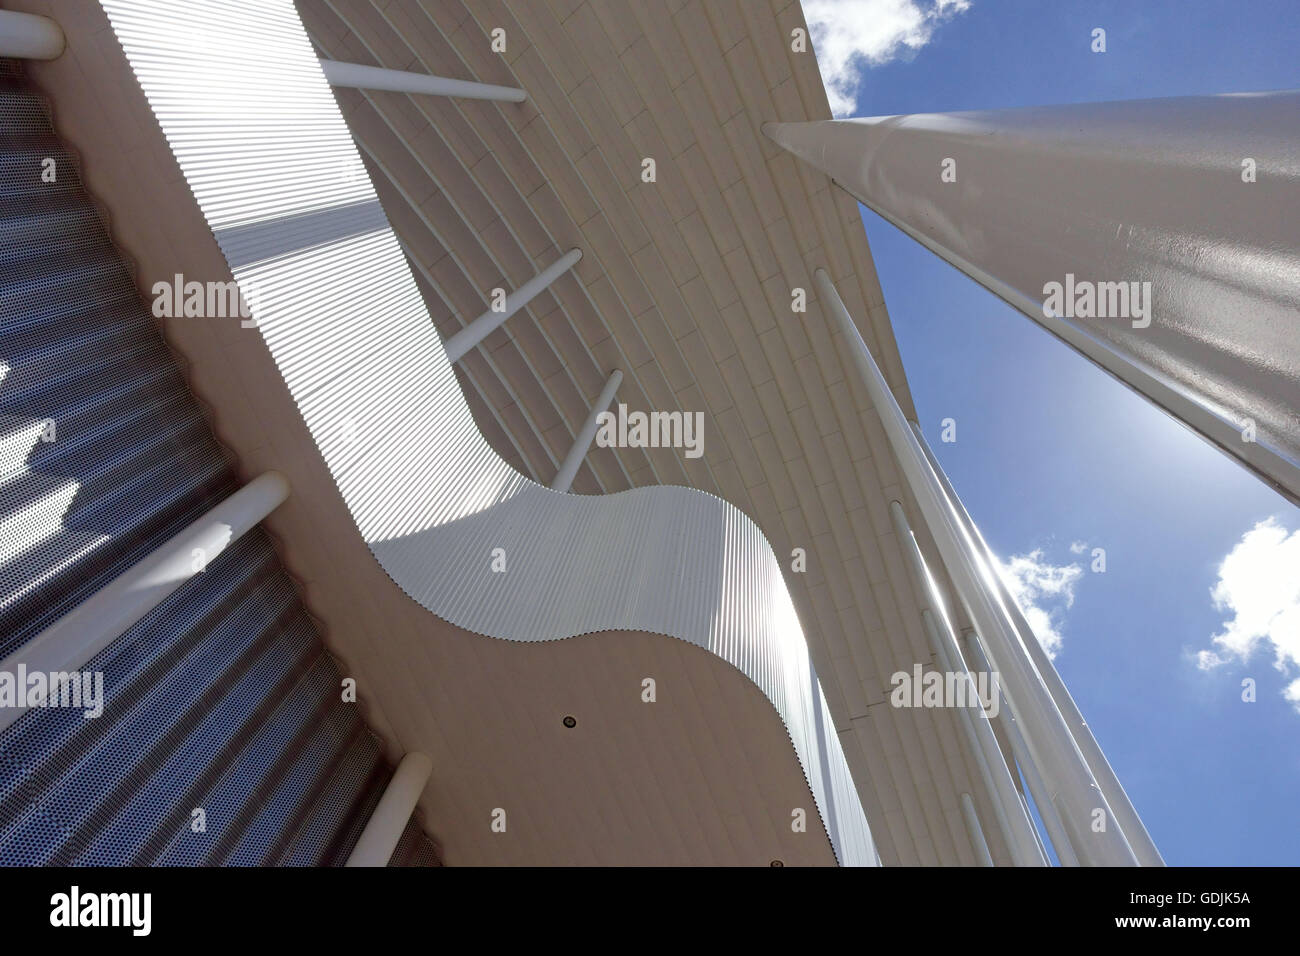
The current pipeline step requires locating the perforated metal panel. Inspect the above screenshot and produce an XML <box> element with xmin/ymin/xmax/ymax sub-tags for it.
<box><xmin>0</xmin><ymin>60</ymin><xmax>437</xmax><ymax>867</ymax></box>
<box><xmin>389</xmin><ymin>817</ymin><xmax>442</xmax><ymax>867</ymax></box>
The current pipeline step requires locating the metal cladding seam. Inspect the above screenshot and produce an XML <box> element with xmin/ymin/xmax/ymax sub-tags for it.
<box><xmin>99</xmin><ymin>0</ymin><xmax>879</xmax><ymax>865</ymax></box>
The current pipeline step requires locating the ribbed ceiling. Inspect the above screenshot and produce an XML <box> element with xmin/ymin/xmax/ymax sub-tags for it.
<box><xmin>294</xmin><ymin>0</ymin><xmax>1000</xmax><ymax>865</ymax></box>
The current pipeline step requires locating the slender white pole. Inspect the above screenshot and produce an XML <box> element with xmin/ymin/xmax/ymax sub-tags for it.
<box><xmin>345</xmin><ymin>751</ymin><xmax>434</xmax><ymax>867</ymax></box>
<box><xmin>890</xmin><ymin>494</ymin><xmax>1042</xmax><ymax>865</ymax></box>
<box><xmin>552</xmin><ymin>369</ymin><xmax>622</xmax><ymax>493</ymax></box>
<box><xmin>919</xmin><ymin>609</ymin><xmax>1042</xmax><ymax>866</ymax></box>
<box><xmin>960</xmin><ymin>793</ymin><xmax>994</xmax><ymax>867</ymax></box>
<box><xmin>1021</xmin><ymin>792</ymin><xmax>1051</xmax><ymax>863</ymax></box>
<box><xmin>914</xmin><ymin>422</ymin><xmax>1163</xmax><ymax>866</ymax></box>
<box><xmin>0</xmin><ymin>11</ymin><xmax>64</xmax><ymax>59</ymax></box>
<box><xmin>965</xmin><ymin>629</ymin><xmax>1081</xmax><ymax>867</ymax></box>
<box><xmin>815</xmin><ymin>267</ymin><xmax>1138</xmax><ymax>865</ymax></box>
<box><xmin>443</xmin><ymin>249</ymin><xmax>583</xmax><ymax>363</ymax></box>
<box><xmin>0</xmin><ymin>472</ymin><xmax>289</xmax><ymax>735</ymax></box>
<box><xmin>320</xmin><ymin>59</ymin><xmax>526</xmax><ymax>102</ymax></box>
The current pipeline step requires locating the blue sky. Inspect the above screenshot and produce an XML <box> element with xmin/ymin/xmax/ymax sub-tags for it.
<box><xmin>805</xmin><ymin>0</ymin><xmax>1300</xmax><ymax>865</ymax></box>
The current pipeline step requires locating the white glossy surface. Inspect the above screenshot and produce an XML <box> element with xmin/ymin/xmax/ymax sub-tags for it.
<box><xmin>767</xmin><ymin>95</ymin><xmax>1300</xmax><ymax>505</ymax></box>
<box><xmin>817</xmin><ymin>268</ymin><xmax>1139</xmax><ymax>865</ymax></box>
<box><xmin>917</xmin><ymin>425</ymin><xmax>1160</xmax><ymax>866</ymax></box>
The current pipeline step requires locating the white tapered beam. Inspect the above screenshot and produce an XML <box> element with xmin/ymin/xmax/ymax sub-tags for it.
<box><xmin>0</xmin><ymin>472</ymin><xmax>289</xmax><ymax>735</ymax></box>
<box><xmin>552</xmin><ymin>369</ymin><xmax>622</xmax><ymax>493</ymax></box>
<box><xmin>345</xmin><ymin>752</ymin><xmax>434</xmax><ymax>867</ymax></box>
<box><xmin>766</xmin><ymin>94</ymin><xmax>1300</xmax><ymax>505</ymax></box>
<box><xmin>1021</xmin><ymin>792</ymin><xmax>1052</xmax><ymax>864</ymax></box>
<box><xmin>965</xmin><ymin>629</ymin><xmax>1080</xmax><ymax>867</ymax></box>
<box><xmin>960</xmin><ymin>793</ymin><xmax>994</xmax><ymax>867</ymax></box>
<box><xmin>0</xmin><ymin>10</ymin><xmax>64</xmax><ymax>59</ymax></box>
<box><xmin>320</xmin><ymin>59</ymin><xmax>525</xmax><ymax>102</ymax></box>
<box><xmin>815</xmin><ymin>267</ymin><xmax>1138</xmax><ymax>866</ymax></box>
<box><xmin>914</xmin><ymin>417</ymin><xmax>1164</xmax><ymax>866</ymax></box>
<box><xmin>443</xmin><ymin>249</ymin><xmax>582</xmax><ymax>363</ymax></box>
<box><xmin>921</xmin><ymin>609</ymin><xmax>1042</xmax><ymax>866</ymax></box>
<box><xmin>891</xmin><ymin>497</ymin><xmax>1044</xmax><ymax>866</ymax></box>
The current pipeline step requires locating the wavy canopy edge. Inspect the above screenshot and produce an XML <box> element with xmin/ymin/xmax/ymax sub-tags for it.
<box><xmin>100</xmin><ymin>0</ymin><xmax>879</xmax><ymax>866</ymax></box>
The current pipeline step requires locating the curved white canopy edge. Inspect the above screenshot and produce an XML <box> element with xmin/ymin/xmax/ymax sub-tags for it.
<box><xmin>102</xmin><ymin>0</ymin><xmax>878</xmax><ymax>865</ymax></box>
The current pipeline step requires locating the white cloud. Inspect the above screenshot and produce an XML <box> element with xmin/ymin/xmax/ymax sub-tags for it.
<box><xmin>994</xmin><ymin>550</ymin><xmax>1083</xmax><ymax>659</ymax></box>
<box><xmin>802</xmin><ymin>0</ymin><xmax>973</xmax><ymax>116</ymax></box>
<box><xmin>1196</xmin><ymin>518</ymin><xmax>1300</xmax><ymax>711</ymax></box>
<box><xmin>1286</xmin><ymin>678</ymin><xmax>1300</xmax><ymax>709</ymax></box>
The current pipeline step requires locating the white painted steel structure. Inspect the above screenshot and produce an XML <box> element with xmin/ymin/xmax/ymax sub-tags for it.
<box><xmin>765</xmin><ymin>96</ymin><xmax>1300</xmax><ymax>506</ymax></box>
<box><xmin>101</xmin><ymin>0</ymin><xmax>877</xmax><ymax>866</ymax></box>
<box><xmin>960</xmin><ymin>793</ymin><xmax>993</xmax><ymax>867</ymax></box>
<box><xmin>964</xmin><ymin>629</ymin><xmax>1081</xmax><ymax>867</ymax></box>
<box><xmin>442</xmin><ymin>248</ymin><xmax>583</xmax><ymax>362</ymax></box>
<box><xmin>0</xmin><ymin>472</ymin><xmax>290</xmax><ymax>735</ymax></box>
<box><xmin>816</xmin><ymin>267</ymin><xmax>1139</xmax><ymax>865</ymax></box>
<box><xmin>346</xmin><ymin>752</ymin><xmax>435</xmax><ymax>867</ymax></box>
<box><xmin>0</xmin><ymin>10</ymin><xmax>64</xmax><ymax>59</ymax></box>
<box><xmin>918</xmin><ymin>608</ymin><xmax>1038</xmax><ymax>866</ymax></box>
<box><xmin>893</xmin><ymin>496</ymin><xmax>1044</xmax><ymax>866</ymax></box>
<box><xmin>552</xmin><ymin>369</ymin><xmax>622</xmax><ymax>493</ymax></box>
<box><xmin>914</xmin><ymin>425</ymin><xmax>1164</xmax><ymax>866</ymax></box>
<box><xmin>320</xmin><ymin>59</ymin><xmax>526</xmax><ymax>103</ymax></box>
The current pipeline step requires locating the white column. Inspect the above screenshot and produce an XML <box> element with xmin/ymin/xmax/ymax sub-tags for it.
<box><xmin>965</xmin><ymin>629</ymin><xmax>1081</xmax><ymax>867</ymax></box>
<box><xmin>552</xmin><ymin>369</ymin><xmax>622</xmax><ymax>493</ymax></box>
<box><xmin>920</xmin><ymin>609</ymin><xmax>1043</xmax><ymax>866</ymax></box>
<box><xmin>320</xmin><ymin>59</ymin><xmax>526</xmax><ymax>102</ymax></box>
<box><xmin>0</xmin><ymin>10</ymin><xmax>64</xmax><ymax>59</ymax></box>
<box><xmin>892</xmin><ymin>495</ymin><xmax>1038</xmax><ymax>865</ymax></box>
<box><xmin>915</xmin><ymin>422</ymin><xmax>1163</xmax><ymax>866</ymax></box>
<box><xmin>443</xmin><ymin>249</ymin><xmax>583</xmax><ymax>363</ymax></box>
<box><xmin>0</xmin><ymin>472</ymin><xmax>289</xmax><ymax>735</ymax></box>
<box><xmin>815</xmin><ymin>267</ymin><xmax>1138</xmax><ymax>866</ymax></box>
<box><xmin>345</xmin><ymin>751</ymin><xmax>434</xmax><ymax>867</ymax></box>
<box><xmin>1021</xmin><ymin>792</ymin><xmax>1051</xmax><ymax>864</ymax></box>
<box><xmin>765</xmin><ymin>95</ymin><xmax>1300</xmax><ymax>505</ymax></box>
<box><xmin>960</xmin><ymin>793</ymin><xmax>994</xmax><ymax>867</ymax></box>
<box><xmin>892</xmin><ymin>495</ymin><xmax>1044</xmax><ymax>866</ymax></box>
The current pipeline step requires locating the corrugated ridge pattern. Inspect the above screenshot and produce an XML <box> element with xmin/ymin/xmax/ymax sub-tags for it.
<box><xmin>0</xmin><ymin>60</ymin><xmax>437</xmax><ymax>866</ymax></box>
<box><xmin>297</xmin><ymin>0</ymin><xmax>995</xmax><ymax>867</ymax></box>
<box><xmin>99</xmin><ymin>0</ymin><xmax>878</xmax><ymax>864</ymax></box>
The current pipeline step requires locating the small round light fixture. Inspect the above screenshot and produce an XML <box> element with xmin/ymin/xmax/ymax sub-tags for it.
<box><xmin>769</xmin><ymin>859</ymin><xmax>784</xmax><ymax>868</ymax></box>
<box><xmin>562</xmin><ymin>715</ymin><xmax>577</xmax><ymax>729</ymax></box>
